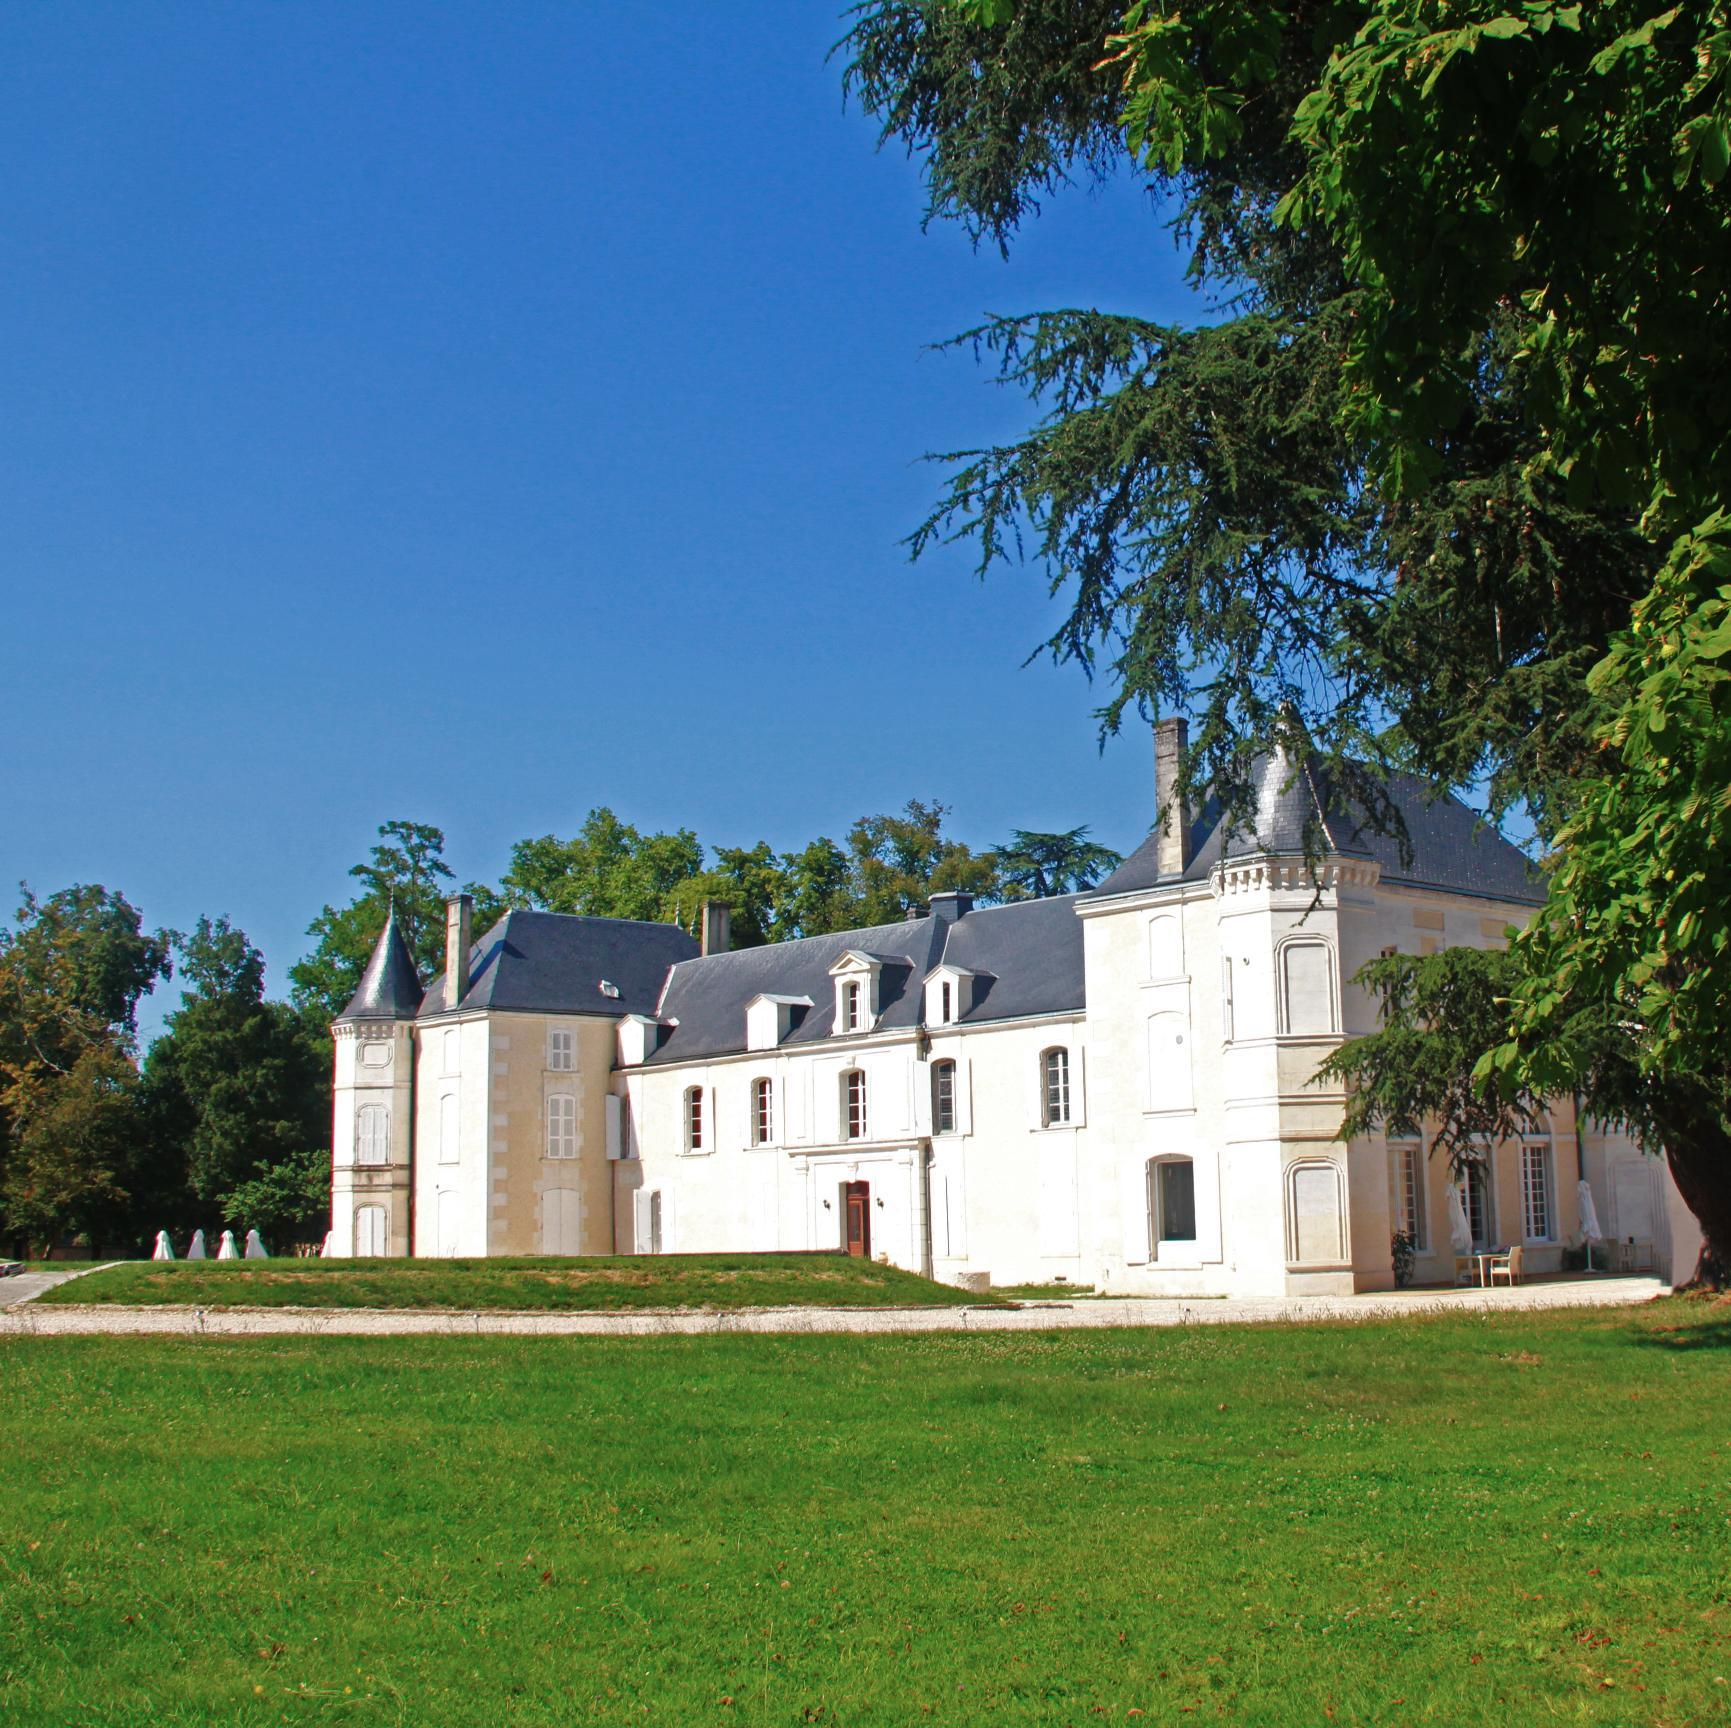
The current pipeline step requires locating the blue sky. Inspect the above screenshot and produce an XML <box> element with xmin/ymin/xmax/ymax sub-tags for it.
<box><xmin>0</xmin><ymin>3</ymin><xmax>1202</xmax><ymax>1023</ymax></box>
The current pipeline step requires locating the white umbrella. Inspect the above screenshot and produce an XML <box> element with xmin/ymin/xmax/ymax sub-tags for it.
<box><xmin>243</xmin><ymin>1229</ymin><xmax>268</xmax><ymax>1260</ymax></box>
<box><xmin>1577</xmin><ymin>1178</ymin><xmax>1604</xmax><ymax>1270</ymax></box>
<box><xmin>1446</xmin><ymin>1184</ymin><xmax>1473</xmax><ymax>1253</ymax></box>
<box><xmin>216</xmin><ymin>1230</ymin><xmax>239</xmax><ymax>1260</ymax></box>
<box><xmin>319</xmin><ymin>1229</ymin><xmax>334</xmax><ymax>1259</ymax></box>
<box><xmin>152</xmin><ymin>1230</ymin><xmax>175</xmax><ymax>1261</ymax></box>
<box><xmin>186</xmin><ymin>1229</ymin><xmax>207</xmax><ymax>1260</ymax></box>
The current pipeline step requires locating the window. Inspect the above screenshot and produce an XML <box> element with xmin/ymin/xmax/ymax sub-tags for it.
<box><xmin>438</xmin><ymin>1093</ymin><xmax>458</xmax><ymax>1165</ymax></box>
<box><xmin>843</xmin><ymin>1069</ymin><xmax>867</xmax><ymax>1141</ymax></box>
<box><xmin>1041</xmin><ymin>1048</ymin><xmax>1071</xmax><ymax>1126</ymax></box>
<box><xmin>1289</xmin><ymin>1161</ymin><xmax>1345</xmax><ymax>1263</ymax></box>
<box><xmin>548</xmin><ymin>1028</ymin><xmax>575</xmax><ymax>1072</ymax></box>
<box><xmin>932</xmin><ymin>1059</ymin><xmax>956</xmax><ymax>1135</ymax></box>
<box><xmin>940</xmin><ymin>980</ymin><xmax>952</xmax><ymax>1024</ymax></box>
<box><xmin>684</xmin><ymin>1086</ymin><xmax>704</xmax><ymax>1153</ymax></box>
<box><xmin>841</xmin><ymin>979</ymin><xmax>862</xmax><ymax>1033</ymax></box>
<box><xmin>354</xmin><ymin>1204</ymin><xmax>387</xmax><ymax>1258</ymax></box>
<box><xmin>546</xmin><ymin>1093</ymin><xmax>577</xmax><ymax>1159</ymax></box>
<box><xmin>1278</xmin><ymin>939</ymin><xmax>1337</xmax><ymax>1034</ymax></box>
<box><xmin>1458</xmin><ymin>1153</ymin><xmax>1494</xmax><ymax>1250</ymax></box>
<box><xmin>752</xmin><ymin>1077</ymin><xmax>774</xmax><ymax>1146</ymax></box>
<box><xmin>1147</xmin><ymin>1158</ymin><xmax>1197</xmax><ymax>1245</ymax></box>
<box><xmin>1390</xmin><ymin>1141</ymin><xmax>1426</xmax><ymax>1246</ymax></box>
<box><xmin>442</xmin><ymin>1028</ymin><xmax>458</xmax><ymax>1075</ymax></box>
<box><xmin>356</xmin><ymin>1103</ymin><xmax>389</xmax><ymax>1166</ymax></box>
<box><xmin>1521</xmin><ymin>1139</ymin><xmax>1554</xmax><ymax>1241</ymax></box>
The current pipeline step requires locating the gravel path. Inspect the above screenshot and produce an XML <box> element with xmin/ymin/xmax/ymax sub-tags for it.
<box><xmin>0</xmin><ymin>1274</ymin><xmax>1667</xmax><ymax>1338</ymax></box>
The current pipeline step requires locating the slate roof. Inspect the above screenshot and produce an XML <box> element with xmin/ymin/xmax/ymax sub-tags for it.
<box><xmin>418</xmin><ymin>909</ymin><xmax>698</xmax><ymax>1021</ymax></box>
<box><xmin>1091</xmin><ymin>751</ymin><xmax>1543</xmax><ymax>905</ymax></box>
<box><xmin>644</xmin><ymin>894</ymin><xmax>1085</xmax><ymax>1065</ymax></box>
<box><xmin>335</xmin><ymin>909</ymin><xmax>423</xmax><ymax>1022</ymax></box>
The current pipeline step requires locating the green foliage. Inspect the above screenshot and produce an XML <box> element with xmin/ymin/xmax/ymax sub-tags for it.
<box><xmin>994</xmin><ymin>826</ymin><xmax>1122</xmax><ymax>896</ymax></box>
<box><xmin>501</xmin><ymin>808</ymin><xmax>705</xmax><ymax>924</ymax></box>
<box><xmin>145</xmin><ymin>918</ymin><xmax>330</xmax><ymax>1246</ymax></box>
<box><xmin>290</xmin><ymin>820</ymin><xmax>492</xmax><ymax>1020</ymax></box>
<box><xmin>845</xmin><ymin>800</ymin><xmax>1001</xmax><ymax>924</ymax></box>
<box><xmin>0</xmin><ymin>885</ymin><xmax>171</xmax><ymax>1249</ymax></box>
<box><xmin>4</xmin><ymin>1309</ymin><xmax>1728</xmax><ymax>1722</ymax></box>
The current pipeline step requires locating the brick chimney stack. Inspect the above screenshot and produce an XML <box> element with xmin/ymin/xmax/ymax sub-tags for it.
<box><xmin>700</xmin><ymin>900</ymin><xmax>731</xmax><ymax>957</ymax></box>
<box><xmin>443</xmin><ymin>894</ymin><xmax>473</xmax><ymax>1010</ymax></box>
<box><xmin>1155</xmin><ymin>718</ymin><xmax>1192</xmax><ymax>879</ymax></box>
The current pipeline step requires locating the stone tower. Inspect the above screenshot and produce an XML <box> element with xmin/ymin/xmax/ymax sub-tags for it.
<box><xmin>328</xmin><ymin>909</ymin><xmax>422</xmax><ymax>1256</ymax></box>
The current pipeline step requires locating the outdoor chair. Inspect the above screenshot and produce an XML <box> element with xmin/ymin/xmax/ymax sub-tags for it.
<box><xmin>1486</xmin><ymin>1244</ymin><xmax>1523</xmax><ymax>1286</ymax></box>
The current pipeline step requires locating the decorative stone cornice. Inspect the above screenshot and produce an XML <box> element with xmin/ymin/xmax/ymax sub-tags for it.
<box><xmin>1208</xmin><ymin>854</ymin><xmax>1381</xmax><ymax>899</ymax></box>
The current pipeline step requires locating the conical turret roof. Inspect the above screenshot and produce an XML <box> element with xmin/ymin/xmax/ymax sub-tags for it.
<box><xmin>335</xmin><ymin>908</ymin><xmax>424</xmax><ymax>1022</ymax></box>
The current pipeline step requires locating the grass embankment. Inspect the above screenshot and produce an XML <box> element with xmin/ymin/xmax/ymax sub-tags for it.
<box><xmin>2</xmin><ymin>1300</ymin><xmax>1727</xmax><ymax>1725</ymax></box>
<box><xmin>36</xmin><ymin>1251</ymin><xmax>989</xmax><ymax>1312</ymax></box>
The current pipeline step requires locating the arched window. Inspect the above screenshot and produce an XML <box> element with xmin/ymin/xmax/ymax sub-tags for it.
<box><xmin>438</xmin><ymin>1093</ymin><xmax>458</xmax><ymax>1165</ymax></box>
<box><xmin>843</xmin><ymin>1069</ymin><xmax>867</xmax><ymax>1140</ymax></box>
<box><xmin>683</xmin><ymin>1086</ymin><xmax>704</xmax><ymax>1153</ymax></box>
<box><xmin>1148</xmin><ymin>913</ymin><xmax>1183</xmax><ymax>980</ymax></box>
<box><xmin>354</xmin><ymin>1204</ymin><xmax>387</xmax><ymax>1258</ymax></box>
<box><xmin>1146</xmin><ymin>1157</ymin><xmax>1197</xmax><ymax>1246</ymax></box>
<box><xmin>1278</xmin><ymin>939</ymin><xmax>1338</xmax><ymax>1035</ymax></box>
<box><xmin>841</xmin><ymin>979</ymin><xmax>862</xmax><ymax>1033</ymax></box>
<box><xmin>1520</xmin><ymin>1134</ymin><xmax>1555</xmax><ymax>1242</ymax></box>
<box><xmin>356</xmin><ymin>1103</ymin><xmax>389</xmax><ymax>1166</ymax></box>
<box><xmin>546</xmin><ymin>1093</ymin><xmax>577</xmax><ymax>1159</ymax></box>
<box><xmin>1041</xmin><ymin>1048</ymin><xmax>1071</xmax><ymax>1126</ymax></box>
<box><xmin>932</xmin><ymin>1059</ymin><xmax>957</xmax><ymax>1135</ymax></box>
<box><xmin>751</xmin><ymin>1077</ymin><xmax>774</xmax><ymax>1146</ymax></box>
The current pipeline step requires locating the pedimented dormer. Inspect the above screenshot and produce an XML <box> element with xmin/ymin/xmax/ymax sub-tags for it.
<box><xmin>745</xmin><ymin>992</ymin><xmax>812</xmax><ymax>1051</ymax></box>
<box><xmin>828</xmin><ymin>950</ymin><xmax>885</xmax><ymax>1035</ymax></box>
<box><xmin>924</xmin><ymin>964</ymin><xmax>979</xmax><ymax>1028</ymax></box>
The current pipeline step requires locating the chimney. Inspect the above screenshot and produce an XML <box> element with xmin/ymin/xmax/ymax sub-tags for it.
<box><xmin>700</xmin><ymin>899</ymin><xmax>731</xmax><ymax>957</ymax></box>
<box><xmin>1155</xmin><ymin>717</ymin><xmax>1191</xmax><ymax>878</ymax></box>
<box><xmin>443</xmin><ymin>893</ymin><xmax>473</xmax><ymax>1011</ymax></box>
<box><xmin>928</xmin><ymin>891</ymin><xmax>973</xmax><ymax>923</ymax></box>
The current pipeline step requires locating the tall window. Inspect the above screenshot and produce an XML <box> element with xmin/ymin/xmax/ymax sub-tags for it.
<box><xmin>940</xmin><ymin>981</ymin><xmax>952</xmax><ymax>1024</ymax></box>
<box><xmin>438</xmin><ymin>1094</ymin><xmax>458</xmax><ymax>1165</ymax></box>
<box><xmin>546</xmin><ymin>1093</ymin><xmax>577</xmax><ymax>1159</ymax></box>
<box><xmin>356</xmin><ymin>1103</ymin><xmax>389</xmax><ymax>1166</ymax></box>
<box><xmin>684</xmin><ymin>1086</ymin><xmax>704</xmax><ymax>1153</ymax></box>
<box><xmin>1459</xmin><ymin>1154</ymin><xmax>1494</xmax><ymax>1249</ymax></box>
<box><xmin>1148</xmin><ymin>1158</ymin><xmax>1197</xmax><ymax>1245</ymax></box>
<box><xmin>752</xmin><ymin>1077</ymin><xmax>774</xmax><ymax>1146</ymax></box>
<box><xmin>1390</xmin><ymin>1141</ymin><xmax>1425</xmax><ymax>1246</ymax></box>
<box><xmin>548</xmin><ymin>1028</ymin><xmax>575</xmax><ymax>1071</ymax></box>
<box><xmin>932</xmin><ymin>1060</ymin><xmax>956</xmax><ymax>1135</ymax></box>
<box><xmin>1278</xmin><ymin>940</ymin><xmax>1337</xmax><ymax>1035</ymax></box>
<box><xmin>1521</xmin><ymin>1138</ymin><xmax>1554</xmax><ymax>1241</ymax></box>
<box><xmin>841</xmin><ymin>979</ymin><xmax>862</xmax><ymax>1033</ymax></box>
<box><xmin>843</xmin><ymin>1069</ymin><xmax>867</xmax><ymax>1140</ymax></box>
<box><xmin>354</xmin><ymin>1204</ymin><xmax>387</xmax><ymax>1258</ymax></box>
<box><xmin>1041</xmin><ymin>1048</ymin><xmax>1071</xmax><ymax>1126</ymax></box>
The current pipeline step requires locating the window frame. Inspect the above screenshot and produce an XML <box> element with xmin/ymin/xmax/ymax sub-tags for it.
<box><xmin>751</xmin><ymin>1076</ymin><xmax>774</xmax><ymax>1147</ymax></box>
<box><xmin>1275</xmin><ymin>936</ymin><xmax>1340</xmax><ymax>1036</ymax></box>
<box><xmin>545</xmin><ymin>1092</ymin><xmax>578</xmax><ymax>1159</ymax></box>
<box><xmin>841</xmin><ymin>979</ymin><xmax>862</xmax><ymax>1034</ymax></box>
<box><xmin>1520</xmin><ymin>1136</ymin><xmax>1556</xmax><ymax>1243</ymax></box>
<box><xmin>547</xmin><ymin>1026</ymin><xmax>575</xmax><ymax>1072</ymax></box>
<box><xmin>683</xmin><ymin>1085</ymin><xmax>705</xmax><ymax>1154</ymax></box>
<box><xmin>1146</xmin><ymin>1156</ymin><xmax>1198</xmax><ymax>1249</ymax></box>
<box><xmin>932</xmin><ymin>1059</ymin><xmax>957</xmax><ymax>1136</ymax></box>
<box><xmin>1389</xmin><ymin>1139</ymin><xmax>1427</xmax><ymax>1249</ymax></box>
<box><xmin>843</xmin><ymin>1068</ymin><xmax>867</xmax><ymax>1141</ymax></box>
<box><xmin>1040</xmin><ymin>1046</ymin><xmax>1072</xmax><ymax>1127</ymax></box>
<box><xmin>355</xmin><ymin>1102</ymin><xmax>389</xmax><ymax>1167</ymax></box>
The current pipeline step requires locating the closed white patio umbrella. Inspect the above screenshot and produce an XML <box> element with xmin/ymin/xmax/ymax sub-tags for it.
<box><xmin>1577</xmin><ymin>1178</ymin><xmax>1604</xmax><ymax>1270</ymax></box>
<box><xmin>1447</xmin><ymin>1183</ymin><xmax>1473</xmax><ymax>1253</ymax></box>
<box><xmin>152</xmin><ymin>1231</ymin><xmax>175</xmax><ymax>1261</ymax></box>
<box><xmin>216</xmin><ymin>1230</ymin><xmax>239</xmax><ymax>1260</ymax></box>
<box><xmin>243</xmin><ymin>1229</ymin><xmax>268</xmax><ymax>1260</ymax></box>
<box><xmin>186</xmin><ymin>1229</ymin><xmax>207</xmax><ymax>1260</ymax></box>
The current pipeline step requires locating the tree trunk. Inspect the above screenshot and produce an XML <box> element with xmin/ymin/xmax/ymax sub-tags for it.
<box><xmin>1653</xmin><ymin>1084</ymin><xmax>1731</xmax><ymax>1289</ymax></box>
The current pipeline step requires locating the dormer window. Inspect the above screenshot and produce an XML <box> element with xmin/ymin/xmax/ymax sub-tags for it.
<box><xmin>940</xmin><ymin>981</ymin><xmax>952</xmax><ymax>1024</ymax></box>
<box><xmin>924</xmin><ymin>964</ymin><xmax>980</xmax><ymax>1028</ymax></box>
<box><xmin>828</xmin><ymin>951</ymin><xmax>883</xmax><ymax>1037</ymax></box>
<box><xmin>842</xmin><ymin>980</ymin><xmax>862</xmax><ymax>1033</ymax></box>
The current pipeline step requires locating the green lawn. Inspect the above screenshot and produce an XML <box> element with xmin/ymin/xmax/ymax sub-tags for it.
<box><xmin>33</xmin><ymin>1251</ymin><xmax>990</xmax><ymax>1312</ymax></box>
<box><xmin>1</xmin><ymin>1301</ymin><xmax>1726</xmax><ymax>1725</ymax></box>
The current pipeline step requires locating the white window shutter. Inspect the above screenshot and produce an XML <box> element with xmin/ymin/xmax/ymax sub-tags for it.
<box><xmin>632</xmin><ymin>1189</ymin><xmax>653</xmax><ymax>1254</ymax></box>
<box><xmin>1121</xmin><ymin>1157</ymin><xmax>1151</xmax><ymax>1264</ymax></box>
<box><xmin>661</xmin><ymin>1187</ymin><xmax>678</xmax><ymax>1254</ymax></box>
<box><xmin>1071</xmin><ymin>1046</ymin><xmax>1087</xmax><ymax>1128</ymax></box>
<box><xmin>958</xmin><ymin>1060</ymin><xmax>974</xmax><ymax>1137</ymax></box>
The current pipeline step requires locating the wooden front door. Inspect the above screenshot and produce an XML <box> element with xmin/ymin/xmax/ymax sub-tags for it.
<box><xmin>844</xmin><ymin>1181</ymin><xmax>871</xmax><ymax>1259</ymax></box>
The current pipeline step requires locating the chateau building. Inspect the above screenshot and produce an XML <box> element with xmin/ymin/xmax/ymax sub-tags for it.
<box><xmin>328</xmin><ymin>725</ymin><xmax>1698</xmax><ymax>1291</ymax></box>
